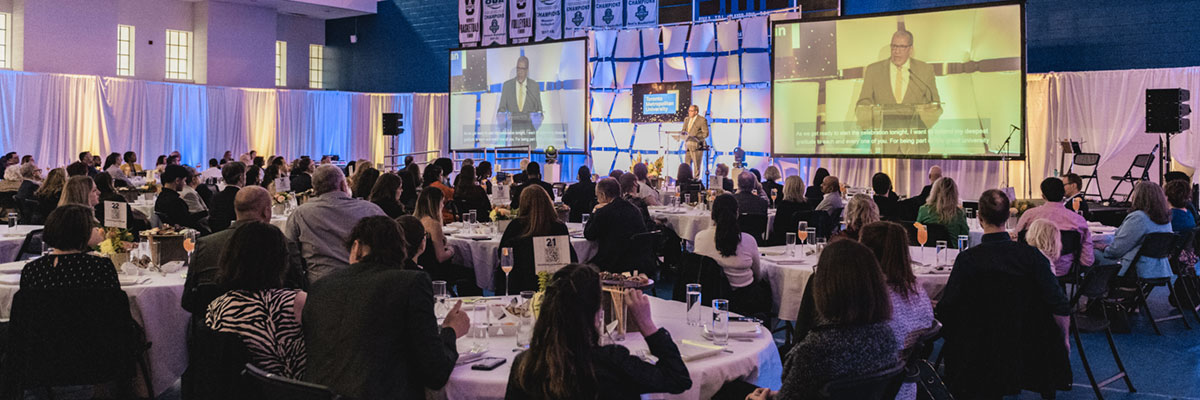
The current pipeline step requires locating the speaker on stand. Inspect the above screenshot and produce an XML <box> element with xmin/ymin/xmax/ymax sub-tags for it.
<box><xmin>1146</xmin><ymin>88</ymin><xmax>1190</xmax><ymax>183</ymax></box>
<box><xmin>383</xmin><ymin>113</ymin><xmax>404</xmax><ymax>170</ymax></box>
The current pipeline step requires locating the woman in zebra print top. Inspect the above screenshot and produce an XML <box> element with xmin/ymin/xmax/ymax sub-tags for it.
<box><xmin>205</xmin><ymin>221</ymin><xmax>308</xmax><ymax>379</ymax></box>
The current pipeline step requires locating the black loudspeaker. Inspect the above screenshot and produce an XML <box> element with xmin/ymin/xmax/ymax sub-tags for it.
<box><xmin>382</xmin><ymin>113</ymin><xmax>405</xmax><ymax>136</ymax></box>
<box><xmin>1146</xmin><ymin>88</ymin><xmax>1190</xmax><ymax>133</ymax></box>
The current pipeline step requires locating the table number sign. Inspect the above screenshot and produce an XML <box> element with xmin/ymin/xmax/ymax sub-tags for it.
<box><xmin>533</xmin><ymin>235</ymin><xmax>570</xmax><ymax>274</ymax></box>
<box><xmin>104</xmin><ymin>201</ymin><xmax>127</xmax><ymax>229</ymax></box>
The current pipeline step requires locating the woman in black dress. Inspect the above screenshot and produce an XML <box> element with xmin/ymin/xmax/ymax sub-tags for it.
<box><xmin>21</xmin><ymin>205</ymin><xmax>117</xmax><ymax>289</ymax></box>
<box><xmin>369</xmin><ymin>173</ymin><xmax>407</xmax><ymax>218</ymax></box>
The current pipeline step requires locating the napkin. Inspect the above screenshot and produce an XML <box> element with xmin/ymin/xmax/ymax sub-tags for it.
<box><xmin>0</xmin><ymin>274</ymin><xmax>19</xmax><ymax>285</ymax></box>
<box><xmin>162</xmin><ymin>261</ymin><xmax>185</xmax><ymax>273</ymax></box>
<box><xmin>762</xmin><ymin>255</ymin><xmax>806</xmax><ymax>265</ymax></box>
<box><xmin>678</xmin><ymin>340</ymin><xmax>726</xmax><ymax>362</ymax></box>
<box><xmin>703</xmin><ymin>321</ymin><xmax>762</xmax><ymax>339</ymax></box>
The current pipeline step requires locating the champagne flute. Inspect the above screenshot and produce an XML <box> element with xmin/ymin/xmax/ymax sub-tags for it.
<box><xmin>916</xmin><ymin>224</ymin><xmax>929</xmax><ymax>259</ymax></box>
<box><xmin>500</xmin><ymin>247</ymin><xmax>514</xmax><ymax>297</ymax></box>
<box><xmin>797</xmin><ymin>221</ymin><xmax>809</xmax><ymax>253</ymax></box>
<box><xmin>182</xmin><ymin>230</ymin><xmax>197</xmax><ymax>267</ymax></box>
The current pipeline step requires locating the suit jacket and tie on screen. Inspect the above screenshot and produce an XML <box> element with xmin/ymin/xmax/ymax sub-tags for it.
<box><xmin>497</xmin><ymin>77</ymin><xmax>543</xmax><ymax>133</ymax></box>
<box><xmin>855</xmin><ymin>58</ymin><xmax>943</xmax><ymax>155</ymax></box>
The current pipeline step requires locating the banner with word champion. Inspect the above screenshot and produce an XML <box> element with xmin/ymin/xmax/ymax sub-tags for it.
<box><xmin>624</xmin><ymin>0</ymin><xmax>658</xmax><ymax>27</ymax></box>
<box><xmin>563</xmin><ymin>0</ymin><xmax>591</xmax><ymax>38</ymax></box>
<box><xmin>534</xmin><ymin>0</ymin><xmax>563</xmax><ymax>42</ymax></box>
<box><xmin>481</xmin><ymin>0</ymin><xmax>508</xmax><ymax>46</ymax></box>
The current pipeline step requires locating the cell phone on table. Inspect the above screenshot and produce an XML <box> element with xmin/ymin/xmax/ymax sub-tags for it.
<box><xmin>470</xmin><ymin>357</ymin><xmax>507</xmax><ymax>371</ymax></box>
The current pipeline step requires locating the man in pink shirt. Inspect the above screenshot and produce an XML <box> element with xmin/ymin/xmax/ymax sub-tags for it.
<box><xmin>1012</xmin><ymin>178</ymin><xmax>1094</xmax><ymax>276</ymax></box>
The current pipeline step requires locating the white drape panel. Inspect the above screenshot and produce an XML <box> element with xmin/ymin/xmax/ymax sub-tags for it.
<box><xmin>0</xmin><ymin>70</ymin><xmax>424</xmax><ymax>169</ymax></box>
<box><xmin>414</xmin><ymin>93</ymin><xmax>449</xmax><ymax>164</ymax></box>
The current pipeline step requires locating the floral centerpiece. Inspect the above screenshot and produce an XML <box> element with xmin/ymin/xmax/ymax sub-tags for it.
<box><xmin>140</xmin><ymin>225</ymin><xmax>192</xmax><ymax>265</ymax></box>
<box><xmin>273</xmin><ymin>192</ymin><xmax>296</xmax><ymax>215</ymax></box>
<box><xmin>96</xmin><ymin>228</ymin><xmax>135</xmax><ymax>268</ymax></box>
<box><xmin>490</xmin><ymin>206</ymin><xmax>516</xmax><ymax>233</ymax></box>
<box><xmin>1010</xmin><ymin>199</ymin><xmax>1035</xmax><ymax>220</ymax></box>
<box><xmin>630</xmin><ymin>155</ymin><xmax>665</xmax><ymax>180</ymax></box>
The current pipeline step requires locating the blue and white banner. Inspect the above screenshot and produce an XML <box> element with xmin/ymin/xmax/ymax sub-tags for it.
<box><xmin>625</xmin><ymin>0</ymin><xmax>657</xmax><ymax>27</ymax></box>
<box><xmin>564</xmin><ymin>0</ymin><xmax>590</xmax><ymax>38</ymax></box>
<box><xmin>458</xmin><ymin>0</ymin><xmax>481</xmax><ymax>44</ymax></box>
<box><xmin>534</xmin><ymin>0</ymin><xmax>562</xmax><ymax>42</ymax></box>
<box><xmin>482</xmin><ymin>0</ymin><xmax>508</xmax><ymax>46</ymax></box>
<box><xmin>593</xmin><ymin>0</ymin><xmax>624</xmax><ymax>28</ymax></box>
<box><xmin>509</xmin><ymin>0</ymin><xmax>534</xmax><ymax>43</ymax></box>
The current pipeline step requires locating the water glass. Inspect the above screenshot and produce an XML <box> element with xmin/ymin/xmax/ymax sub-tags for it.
<box><xmin>7</xmin><ymin>212</ymin><xmax>16</xmax><ymax>229</ymax></box>
<box><xmin>965</xmin><ymin>208</ymin><xmax>975</xmax><ymax>220</ymax></box>
<box><xmin>516</xmin><ymin>291</ymin><xmax>535</xmax><ymax>348</ymax></box>
<box><xmin>957</xmin><ymin>235</ymin><xmax>969</xmax><ymax>252</ymax></box>
<box><xmin>816</xmin><ymin>237</ymin><xmax>827</xmax><ymax>252</ymax></box>
<box><xmin>553</xmin><ymin>187</ymin><xmax>560</xmax><ymax>201</ymax></box>
<box><xmin>685</xmin><ymin>193</ymin><xmax>693</xmax><ymax>206</ymax></box>
<box><xmin>582</xmin><ymin>213</ymin><xmax>591</xmax><ymax>227</ymax></box>
<box><xmin>432</xmin><ymin>280</ymin><xmax>449</xmax><ymax>318</ymax></box>
<box><xmin>711</xmin><ymin>299</ymin><xmax>730</xmax><ymax>346</ymax></box>
<box><xmin>805</xmin><ymin>228</ymin><xmax>817</xmax><ymax>246</ymax></box>
<box><xmin>468</xmin><ymin>210</ymin><xmax>477</xmax><ymax>225</ymax></box>
<box><xmin>786</xmin><ymin>232</ymin><xmax>797</xmax><ymax>257</ymax></box>
<box><xmin>935</xmin><ymin>240</ymin><xmax>948</xmax><ymax>266</ymax></box>
<box><xmin>469</xmin><ymin>304</ymin><xmax>491</xmax><ymax>353</ymax></box>
<box><xmin>686</xmin><ymin>284</ymin><xmax>702</xmax><ymax>326</ymax></box>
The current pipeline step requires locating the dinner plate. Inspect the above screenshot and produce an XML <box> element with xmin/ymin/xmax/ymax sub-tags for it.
<box><xmin>118</xmin><ymin>276</ymin><xmax>144</xmax><ymax>286</ymax></box>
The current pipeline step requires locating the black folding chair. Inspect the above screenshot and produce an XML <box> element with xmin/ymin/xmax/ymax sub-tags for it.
<box><xmin>737</xmin><ymin>213</ymin><xmax>768</xmax><ymax>246</ymax></box>
<box><xmin>242</xmin><ymin>363</ymin><xmax>342</xmax><ymax>400</ymax></box>
<box><xmin>12</xmin><ymin>229</ymin><xmax>43</xmax><ymax>262</ymax></box>
<box><xmin>902</xmin><ymin>222</ymin><xmax>953</xmax><ymax>248</ymax></box>
<box><xmin>1108</xmin><ymin>152</ymin><xmax>1154</xmax><ymax>202</ymax></box>
<box><xmin>1072</xmin><ymin>263</ymin><xmax>1135</xmax><ymax>399</ymax></box>
<box><xmin>1129</xmin><ymin>232</ymin><xmax>1191</xmax><ymax>334</ymax></box>
<box><xmin>818</xmin><ymin>362</ymin><xmax>906</xmax><ymax>400</ymax></box>
<box><xmin>796</xmin><ymin>210</ymin><xmax>835</xmax><ymax>239</ymax></box>
<box><xmin>629</xmin><ymin>230</ymin><xmax>663</xmax><ymax>294</ymax></box>
<box><xmin>672</xmin><ymin>252</ymin><xmax>733</xmax><ymax>305</ymax></box>
<box><xmin>1069</xmin><ymin>152</ymin><xmax>1104</xmax><ymax>200</ymax></box>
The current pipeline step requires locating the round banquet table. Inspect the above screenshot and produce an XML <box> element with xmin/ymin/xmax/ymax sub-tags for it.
<box><xmin>650</xmin><ymin>207</ymin><xmax>776</xmax><ymax>242</ymax></box>
<box><xmin>270</xmin><ymin>214</ymin><xmax>288</xmax><ymax>230</ymax></box>
<box><xmin>0</xmin><ymin>260</ymin><xmax>189</xmax><ymax>396</ymax></box>
<box><xmin>0</xmin><ymin>225</ymin><xmax>43</xmax><ymax>262</ymax></box>
<box><xmin>760</xmin><ymin>245</ymin><xmax>954</xmax><ymax>322</ymax></box>
<box><xmin>446</xmin><ymin>222</ymin><xmax>598</xmax><ymax>292</ymax></box>
<box><xmin>435</xmin><ymin>296</ymin><xmax>783</xmax><ymax>400</ymax></box>
<box><xmin>127</xmin><ymin>200</ymin><xmax>161</xmax><ymax>227</ymax></box>
<box><xmin>964</xmin><ymin>218</ymin><xmax>1116</xmax><ymax>247</ymax></box>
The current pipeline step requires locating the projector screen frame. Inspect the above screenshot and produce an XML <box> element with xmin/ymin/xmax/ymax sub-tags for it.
<box><xmin>768</xmin><ymin>0</ymin><xmax>1027</xmax><ymax>161</ymax></box>
<box><xmin>447</xmin><ymin>36</ymin><xmax>591</xmax><ymax>155</ymax></box>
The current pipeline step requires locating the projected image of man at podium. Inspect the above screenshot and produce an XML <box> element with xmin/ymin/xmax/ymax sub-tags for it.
<box><xmin>497</xmin><ymin>56</ymin><xmax>543</xmax><ymax>134</ymax></box>
<box><xmin>682</xmin><ymin>105</ymin><xmax>709</xmax><ymax>175</ymax></box>
<box><xmin>855</xmin><ymin>29</ymin><xmax>942</xmax><ymax>155</ymax></box>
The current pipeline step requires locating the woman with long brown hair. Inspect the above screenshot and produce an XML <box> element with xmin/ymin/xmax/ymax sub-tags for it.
<box><xmin>506</xmin><ymin>264</ymin><xmax>691</xmax><ymax>399</ymax></box>
<box><xmin>496</xmin><ymin>185</ymin><xmax>576</xmax><ymax>292</ymax></box>
<box><xmin>33</xmin><ymin>167</ymin><xmax>67</xmax><ymax>221</ymax></box>
<box><xmin>415</xmin><ymin>187</ymin><xmax>482</xmax><ymax>296</ymax></box>
<box><xmin>453</xmin><ymin>164</ymin><xmax>492</xmax><ymax>222</ymax></box>
<box><xmin>917</xmin><ymin>176</ymin><xmax>969</xmax><ymax>242</ymax></box>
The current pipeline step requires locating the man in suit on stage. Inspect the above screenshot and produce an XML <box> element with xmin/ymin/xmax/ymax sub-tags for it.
<box><xmin>497</xmin><ymin>56</ymin><xmax>543</xmax><ymax>134</ymax></box>
<box><xmin>682</xmin><ymin>105</ymin><xmax>709</xmax><ymax>176</ymax></box>
<box><xmin>856</xmin><ymin>29</ymin><xmax>942</xmax><ymax>155</ymax></box>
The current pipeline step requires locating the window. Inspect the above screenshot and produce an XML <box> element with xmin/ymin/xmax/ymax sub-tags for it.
<box><xmin>0</xmin><ymin>13</ymin><xmax>10</xmax><ymax>69</ymax></box>
<box><xmin>275</xmin><ymin>41</ymin><xmax>287</xmax><ymax>86</ymax></box>
<box><xmin>308</xmin><ymin>44</ymin><xmax>324</xmax><ymax>89</ymax></box>
<box><xmin>165</xmin><ymin>29</ymin><xmax>192</xmax><ymax>81</ymax></box>
<box><xmin>117</xmin><ymin>25</ymin><xmax>135</xmax><ymax>76</ymax></box>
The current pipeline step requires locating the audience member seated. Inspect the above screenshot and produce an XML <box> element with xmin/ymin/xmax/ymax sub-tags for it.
<box><xmin>814</xmin><ymin>175</ymin><xmax>844</xmax><ymax>214</ymax></box>
<box><xmin>415</xmin><ymin>188</ymin><xmax>482</xmax><ymax>296</ymax></box>
<box><xmin>510</xmin><ymin>162</ymin><xmax>555</xmax><ymax>206</ymax></box>
<box><xmin>14</xmin><ymin>162</ymin><xmax>42</xmax><ymax>203</ymax></box>
<box><xmin>350</xmin><ymin>167</ymin><xmax>380</xmax><ymax>200</ymax></box>
<box><xmin>370</xmin><ymin>173</ymin><xmax>407</xmax><ymax>218</ymax></box>
<box><xmin>585</xmin><ymin>178</ymin><xmax>651</xmax><ymax>273</ymax></box>
<box><xmin>453</xmin><ymin>164</ymin><xmax>492</xmax><ymax>222</ymax></box>
<box><xmin>935</xmin><ymin>189</ymin><xmax>1071</xmax><ymax>399</ymax></box>
<box><xmin>154</xmin><ymin>155</ymin><xmax>167</xmax><ymax>173</ymax></box>
<box><xmin>1012</xmin><ymin>177</ymin><xmax>1094</xmax><ymax>276</ymax></box>
<box><xmin>32</xmin><ymin>168</ymin><xmax>66</xmax><ymax>222</ymax></box>
<box><xmin>395</xmin><ymin>215</ymin><xmax>427</xmax><ymax>271</ymax></box>
<box><xmin>61</xmin><ymin>174</ymin><xmax>149</xmax><ymax>234</ymax></box>
<box><xmin>562</xmin><ymin>166</ymin><xmax>596</xmax><ymax>223</ymax></box>
<box><xmin>751</xmin><ymin>240</ymin><xmax>897</xmax><ymax>400</ymax></box>
<box><xmin>247</xmin><ymin>157</ymin><xmax>265</xmax><ymax>186</ymax></box>
<box><xmin>0</xmin><ymin>163</ymin><xmax>22</xmax><ymax>192</ymax></box>
<box><xmin>181</xmin><ymin>166</ymin><xmax>209</xmax><ymax>214</ymax></box>
<box><xmin>837</xmin><ymin>194</ymin><xmax>879</xmax><ymax>241</ymax></box>
<box><xmin>1165</xmin><ymin>180</ymin><xmax>1197</xmax><ymax>233</ymax></box>
<box><xmin>506</xmin><ymin>264</ymin><xmax>691</xmax><ymax>399</ymax></box>
<box><xmin>199</xmin><ymin>159</ymin><xmax>222</xmax><ymax>181</ymax></box>
<box><xmin>156</xmin><ymin>165</ymin><xmax>210</xmax><ymax>234</ymax></box>
<box><xmin>102</xmin><ymin>152</ymin><xmax>132</xmax><ymax>187</ymax></box>
<box><xmin>205</xmin><ymin>222</ymin><xmax>307</xmax><ymax>379</ymax></box>
<box><xmin>771</xmin><ymin>176</ymin><xmax>814</xmax><ymax>243</ymax></box>
<box><xmin>619</xmin><ymin>173</ymin><xmax>654</xmax><ymax>228</ymax></box>
<box><xmin>475</xmin><ymin>161</ymin><xmax>494</xmax><ymax>194</ymax></box>
<box><xmin>1061</xmin><ymin>173</ymin><xmax>1091</xmax><ymax>217</ymax></box>
<box><xmin>65</xmin><ymin>161</ymin><xmax>89</xmax><ymax>178</ymax></box>
<box><xmin>916</xmin><ymin>177</ymin><xmax>968</xmax><ymax>244</ymax></box>
<box><xmin>284</xmin><ymin>165</ymin><xmax>385</xmax><ymax>283</ymax></box>
<box><xmin>20</xmin><ymin>205</ymin><xmax>116</xmax><ymax>289</ymax></box>
<box><xmin>497</xmin><ymin>185</ymin><xmax>577</xmax><ymax>293</ymax></box>
<box><xmin>1165</xmin><ymin>171</ymin><xmax>1198</xmax><ymax>218</ymax></box>
<box><xmin>804</xmin><ymin>168</ymin><xmax>830</xmax><ymax>206</ymax></box>
<box><xmin>694</xmin><ymin>194</ymin><xmax>762</xmax><ymax>293</ymax></box>
<box><xmin>121</xmin><ymin>151</ymin><xmax>143</xmax><ymax>177</ymax></box>
<box><xmin>289</xmin><ymin>158</ymin><xmax>314</xmax><ymax>193</ymax></box>
<box><xmin>917</xmin><ymin>165</ymin><xmax>942</xmax><ymax>202</ymax></box>
<box><xmin>399</xmin><ymin>163</ymin><xmax>420</xmax><ymax>208</ymax></box>
<box><xmin>304</xmin><ymin>216</ymin><xmax>470</xmax><ymax>399</ymax></box>
<box><xmin>1026</xmin><ymin>220</ymin><xmax>1063</xmax><ymax>268</ymax></box>
<box><xmin>858</xmin><ymin>221</ymin><xmax>934</xmax><ymax>400</ymax></box>
<box><xmin>872</xmin><ymin>172</ymin><xmax>901</xmax><ymax>220</ymax></box>
<box><xmin>632</xmin><ymin>163</ymin><xmax>662</xmax><ymax>206</ymax></box>
<box><xmin>713</xmin><ymin>163</ymin><xmax>734</xmax><ymax>192</ymax></box>
<box><xmin>208</xmin><ymin>162</ymin><xmax>245</xmax><ymax>232</ymax></box>
<box><xmin>94</xmin><ymin>172</ymin><xmax>125</xmax><ymax>205</ymax></box>
<box><xmin>763</xmin><ymin>166</ymin><xmax>783</xmax><ymax>206</ymax></box>
<box><xmin>1095</xmin><ymin>181</ymin><xmax>1174</xmax><ymax>283</ymax></box>
<box><xmin>674</xmin><ymin>163</ymin><xmax>703</xmax><ymax>203</ymax></box>
<box><xmin>733</xmin><ymin>172</ymin><xmax>768</xmax><ymax>216</ymax></box>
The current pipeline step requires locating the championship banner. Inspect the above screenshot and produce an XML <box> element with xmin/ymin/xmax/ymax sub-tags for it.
<box><xmin>509</xmin><ymin>0</ymin><xmax>534</xmax><ymax>43</ymax></box>
<box><xmin>459</xmin><ymin>0</ymin><xmax>481</xmax><ymax>44</ymax></box>
<box><xmin>564</xmin><ymin>0</ymin><xmax>591</xmax><ymax>38</ymax></box>
<box><xmin>534</xmin><ymin>0</ymin><xmax>562</xmax><ymax>42</ymax></box>
<box><xmin>593</xmin><ymin>0</ymin><xmax>624</xmax><ymax>28</ymax></box>
<box><xmin>482</xmin><ymin>0</ymin><xmax>508</xmax><ymax>46</ymax></box>
<box><xmin>625</xmin><ymin>0</ymin><xmax>658</xmax><ymax>27</ymax></box>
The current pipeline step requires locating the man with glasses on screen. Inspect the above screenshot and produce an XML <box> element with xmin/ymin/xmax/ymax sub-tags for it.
<box><xmin>497</xmin><ymin>55</ymin><xmax>543</xmax><ymax>135</ymax></box>
<box><xmin>855</xmin><ymin>29</ymin><xmax>942</xmax><ymax>155</ymax></box>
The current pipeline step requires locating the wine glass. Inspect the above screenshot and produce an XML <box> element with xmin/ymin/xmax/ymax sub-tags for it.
<box><xmin>797</xmin><ymin>221</ymin><xmax>809</xmax><ymax>252</ymax></box>
<box><xmin>916</xmin><ymin>224</ymin><xmax>929</xmax><ymax>258</ymax></box>
<box><xmin>500</xmin><ymin>247</ymin><xmax>514</xmax><ymax>297</ymax></box>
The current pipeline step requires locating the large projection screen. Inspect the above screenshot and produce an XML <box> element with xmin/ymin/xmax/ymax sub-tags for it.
<box><xmin>449</xmin><ymin>38</ymin><xmax>588</xmax><ymax>153</ymax></box>
<box><xmin>771</xmin><ymin>2</ymin><xmax>1025</xmax><ymax>160</ymax></box>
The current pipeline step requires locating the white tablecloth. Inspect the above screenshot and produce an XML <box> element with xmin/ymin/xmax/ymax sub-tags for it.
<box><xmin>0</xmin><ymin>225</ymin><xmax>42</xmax><ymax>262</ymax></box>
<box><xmin>964</xmin><ymin>219</ymin><xmax>1117</xmax><ymax>247</ymax></box>
<box><xmin>760</xmin><ymin>245</ymin><xmax>953</xmax><ymax>322</ymax></box>
<box><xmin>650</xmin><ymin>207</ymin><xmax>777</xmax><ymax>242</ymax></box>
<box><xmin>446</xmin><ymin>223</ymin><xmax>598</xmax><ymax>292</ymax></box>
<box><xmin>0</xmin><ymin>261</ymin><xmax>189</xmax><ymax>396</ymax></box>
<box><xmin>128</xmin><ymin>200</ymin><xmax>161</xmax><ymax>227</ymax></box>
<box><xmin>437</xmin><ymin>297</ymin><xmax>783</xmax><ymax>400</ymax></box>
<box><xmin>270</xmin><ymin>215</ymin><xmax>288</xmax><ymax>230</ymax></box>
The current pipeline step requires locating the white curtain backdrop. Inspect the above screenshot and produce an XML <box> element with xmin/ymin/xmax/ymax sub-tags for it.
<box><xmin>0</xmin><ymin>70</ymin><xmax>447</xmax><ymax>169</ymax></box>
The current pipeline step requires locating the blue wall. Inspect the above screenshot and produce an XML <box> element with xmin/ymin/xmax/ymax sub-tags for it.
<box><xmin>326</xmin><ymin>0</ymin><xmax>1200</xmax><ymax>92</ymax></box>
